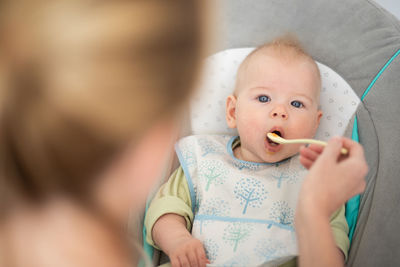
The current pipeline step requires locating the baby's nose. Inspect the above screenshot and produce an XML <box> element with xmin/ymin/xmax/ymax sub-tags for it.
<box><xmin>270</xmin><ymin>106</ymin><xmax>288</xmax><ymax>120</ymax></box>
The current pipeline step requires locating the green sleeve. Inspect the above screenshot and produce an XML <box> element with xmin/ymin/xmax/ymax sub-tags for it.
<box><xmin>330</xmin><ymin>205</ymin><xmax>350</xmax><ymax>261</ymax></box>
<box><xmin>144</xmin><ymin>165</ymin><xmax>350</xmax><ymax>262</ymax></box>
<box><xmin>279</xmin><ymin>205</ymin><xmax>350</xmax><ymax>267</ymax></box>
<box><xmin>144</xmin><ymin>166</ymin><xmax>193</xmax><ymax>249</ymax></box>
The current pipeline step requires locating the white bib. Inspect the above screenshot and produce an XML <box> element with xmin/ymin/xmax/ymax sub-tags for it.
<box><xmin>175</xmin><ymin>135</ymin><xmax>308</xmax><ymax>266</ymax></box>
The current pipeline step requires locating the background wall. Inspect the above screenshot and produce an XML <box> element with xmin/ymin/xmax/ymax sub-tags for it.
<box><xmin>373</xmin><ymin>0</ymin><xmax>400</xmax><ymax>19</ymax></box>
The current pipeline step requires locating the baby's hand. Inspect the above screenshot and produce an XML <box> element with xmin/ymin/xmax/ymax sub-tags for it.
<box><xmin>168</xmin><ymin>236</ymin><xmax>210</xmax><ymax>267</ymax></box>
<box><xmin>152</xmin><ymin>214</ymin><xmax>210</xmax><ymax>267</ymax></box>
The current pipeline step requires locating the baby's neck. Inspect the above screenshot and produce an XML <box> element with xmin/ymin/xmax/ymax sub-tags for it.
<box><xmin>233</xmin><ymin>146</ymin><xmax>245</xmax><ymax>161</ymax></box>
<box><xmin>233</xmin><ymin>145</ymin><xmax>264</xmax><ymax>163</ymax></box>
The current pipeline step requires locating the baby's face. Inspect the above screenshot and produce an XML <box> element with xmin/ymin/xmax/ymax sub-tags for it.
<box><xmin>226</xmin><ymin>54</ymin><xmax>322</xmax><ymax>163</ymax></box>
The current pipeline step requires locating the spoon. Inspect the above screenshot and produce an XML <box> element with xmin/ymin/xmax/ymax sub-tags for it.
<box><xmin>267</xmin><ymin>133</ymin><xmax>348</xmax><ymax>155</ymax></box>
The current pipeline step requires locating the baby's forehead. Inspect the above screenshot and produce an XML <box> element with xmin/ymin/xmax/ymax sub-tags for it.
<box><xmin>244</xmin><ymin>47</ymin><xmax>318</xmax><ymax>74</ymax></box>
<box><xmin>235</xmin><ymin>48</ymin><xmax>321</xmax><ymax>96</ymax></box>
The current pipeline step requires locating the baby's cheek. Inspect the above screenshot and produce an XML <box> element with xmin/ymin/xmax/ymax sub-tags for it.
<box><xmin>239</xmin><ymin>110</ymin><xmax>262</xmax><ymax>129</ymax></box>
<box><xmin>237</xmin><ymin>116</ymin><xmax>263</xmax><ymax>143</ymax></box>
<box><xmin>307</xmin><ymin>113</ymin><xmax>321</xmax><ymax>136</ymax></box>
<box><xmin>293</xmin><ymin>116</ymin><xmax>317</xmax><ymax>137</ymax></box>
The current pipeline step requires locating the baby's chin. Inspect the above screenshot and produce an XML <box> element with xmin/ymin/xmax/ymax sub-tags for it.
<box><xmin>262</xmin><ymin>148</ymin><xmax>300</xmax><ymax>163</ymax></box>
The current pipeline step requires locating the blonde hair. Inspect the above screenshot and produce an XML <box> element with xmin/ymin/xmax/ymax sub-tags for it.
<box><xmin>235</xmin><ymin>34</ymin><xmax>321</xmax><ymax>94</ymax></box>
<box><xmin>0</xmin><ymin>0</ymin><xmax>204</xmax><ymax>215</ymax></box>
<box><xmin>256</xmin><ymin>34</ymin><xmax>312</xmax><ymax>58</ymax></box>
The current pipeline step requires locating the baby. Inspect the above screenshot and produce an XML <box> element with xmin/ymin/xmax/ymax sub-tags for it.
<box><xmin>145</xmin><ymin>36</ymin><xmax>349</xmax><ymax>267</ymax></box>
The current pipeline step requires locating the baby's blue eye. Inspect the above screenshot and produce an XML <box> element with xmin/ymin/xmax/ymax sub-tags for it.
<box><xmin>291</xmin><ymin>100</ymin><xmax>304</xmax><ymax>108</ymax></box>
<box><xmin>258</xmin><ymin>95</ymin><xmax>270</xmax><ymax>103</ymax></box>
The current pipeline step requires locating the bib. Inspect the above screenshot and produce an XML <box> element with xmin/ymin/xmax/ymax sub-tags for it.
<box><xmin>175</xmin><ymin>135</ymin><xmax>308</xmax><ymax>266</ymax></box>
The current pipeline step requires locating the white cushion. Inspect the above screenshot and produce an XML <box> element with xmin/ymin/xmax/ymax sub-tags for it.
<box><xmin>190</xmin><ymin>48</ymin><xmax>360</xmax><ymax>141</ymax></box>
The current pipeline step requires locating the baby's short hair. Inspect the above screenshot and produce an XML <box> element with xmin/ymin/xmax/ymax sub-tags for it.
<box><xmin>235</xmin><ymin>34</ymin><xmax>321</xmax><ymax>94</ymax></box>
<box><xmin>255</xmin><ymin>34</ymin><xmax>311</xmax><ymax>59</ymax></box>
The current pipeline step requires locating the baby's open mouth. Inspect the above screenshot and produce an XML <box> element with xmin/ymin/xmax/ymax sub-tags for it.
<box><xmin>267</xmin><ymin>130</ymin><xmax>282</xmax><ymax>146</ymax></box>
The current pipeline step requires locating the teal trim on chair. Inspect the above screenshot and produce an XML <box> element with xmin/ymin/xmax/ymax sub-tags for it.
<box><xmin>361</xmin><ymin>49</ymin><xmax>400</xmax><ymax>101</ymax></box>
<box><xmin>346</xmin><ymin>49</ymin><xmax>400</xmax><ymax>244</ymax></box>
<box><xmin>346</xmin><ymin>117</ymin><xmax>360</xmax><ymax>242</ymax></box>
<box><xmin>351</xmin><ymin>116</ymin><xmax>359</xmax><ymax>142</ymax></box>
<box><xmin>142</xmin><ymin>200</ymin><xmax>154</xmax><ymax>265</ymax></box>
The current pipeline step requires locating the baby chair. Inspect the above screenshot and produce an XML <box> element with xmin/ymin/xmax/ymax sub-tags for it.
<box><xmin>131</xmin><ymin>0</ymin><xmax>400</xmax><ymax>266</ymax></box>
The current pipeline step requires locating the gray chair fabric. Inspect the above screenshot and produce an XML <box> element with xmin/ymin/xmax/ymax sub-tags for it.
<box><xmin>211</xmin><ymin>0</ymin><xmax>400</xmax><ymax>266</ymax></box>
<box><xmin>142</xmin><ymin>0</ymin><xmax>400</xmax><ymax>266</ymax></box>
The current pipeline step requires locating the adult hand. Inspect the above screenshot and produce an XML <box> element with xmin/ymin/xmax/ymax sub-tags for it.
<box><xmin>299</xmin><ymin>137</ymin><xmax>368</xmax><ymax>218</ymax></box>
<box><xmin>296</xmin><ymin>137</ymin><xmax>368</xmax><ymax>267</ymax></box>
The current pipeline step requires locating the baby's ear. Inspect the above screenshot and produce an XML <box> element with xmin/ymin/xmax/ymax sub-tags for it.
<box><xmin>316</xmin><ymin>109</ymin><xmax>323</xmax><ymax>126</ymax></box>
<box><xmin>226</xmin><ymin>95</ymin><xmax>237</xmax><ymax>128</ymax></box>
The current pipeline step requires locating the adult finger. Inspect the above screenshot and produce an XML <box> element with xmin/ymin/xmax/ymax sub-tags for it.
<box><xmin>341</xmin><ymin>137</ymin><xmax>365</xmax><ymax>158</ymax></box>
<box><xmin>300</xmin><ymin>146</ymin><xmax>320</xmax><ymax>162</ymax></box>
<box><xmin>319</xmin><ymin>137</ymin><xmax>343</xmax><ymax>162</ymax></box>
<box><xmin>307</xmin><ymin>143</ymin><xmax>325</xmax><ymax>154</ymax></box>
<box><xmin>299</xmin><ymin>155</ymin><xmax>313</xmax><ymax>170</ymax></box>
<box><xmin>340</xmin><ymin>138</ymin><xmax>369</xmax><ymax>175</ymax></box>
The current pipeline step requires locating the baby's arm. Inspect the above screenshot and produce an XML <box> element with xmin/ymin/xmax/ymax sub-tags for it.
<box><xmin>152</xmin><ymin>213</ymin><xmax>209</xmax><ymax>267</ymax></box>
<box><xmin>144</xmin><ymin>167</ymin><xmax>209</xmax><ymax>267</ymax></box>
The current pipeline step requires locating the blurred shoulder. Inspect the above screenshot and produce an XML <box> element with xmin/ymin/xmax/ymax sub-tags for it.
<box><xmin>0</xmin><ymin>199</ymin><xmax>133</xmax><ymax>267</ymax></box>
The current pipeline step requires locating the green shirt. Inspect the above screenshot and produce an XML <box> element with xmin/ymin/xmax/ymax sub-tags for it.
<box><xmin>145</xmin><ymin>140</ymin><xmax>350</xmax><ymax>266</ymax></box>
